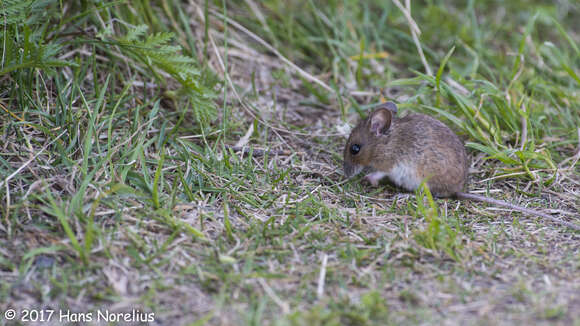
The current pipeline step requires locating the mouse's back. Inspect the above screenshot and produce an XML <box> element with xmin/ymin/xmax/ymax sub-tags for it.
<box><xmin>391</xmin><ymin>113</ymin><xmax>468</xmax><ymax>197</ymax></box>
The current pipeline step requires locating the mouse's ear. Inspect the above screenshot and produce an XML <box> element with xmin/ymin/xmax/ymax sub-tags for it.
<box><xmin>377</xmin><ymin>101</ymin><xmax>398</xmax><ymax>113</ymax></box>
<box><xmin>369</xmin><ymin>108</ymin><xmax>392</xmax><ymax>136</ymax></box>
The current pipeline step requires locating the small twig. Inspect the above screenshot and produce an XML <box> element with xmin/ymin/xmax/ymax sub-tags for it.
<box><xmin>258</xmin><ymin>278</ymin><xmax>289</xmax><ymax>313</ymax></box>
<box><xmin>234</xmin><ymin>123</ymin><xmax>254</xmax><ymax>148</ymax></box>
<box><xmin>392</xmin><ymin>0</ymin><xmax>433</xmax><ymax>76</ymax></box>
<box><xmin>1</xmin><ymin>131</ymin><xmax>66</xmax><ymax>189</ymax></box>
<box><xmin>198</xmin><ymin>6</ymin><xmax>323</xmax><ymax>138</ymax></box>
<box><xmin>93</xmin><ymin>205</ymin><xmax>143</xmax><ymax>216</ymax></box>
<box><xmin>542</xmin><ymin>189</ymin><xmax>580</xmax><ymax>208</ymax></box>
<box><xmin>226</xmin><ymin>146</ymin><xmax>297</xmax><ymax>157</ymax></box>
<box><xmin>244</xmin><ymin>0</ymin><xmax>275</xmax><ymax>44</ymax></box>
<box><xmin>316</xmin><ymin>253</ymin><xmax>328</xmax><ymax>299</ymax></box>
<box><xmin>392</xmin><ymin>0</ymin><xmax>421</xmax><ymax>35</ymax></box>
<box><xmin>2</xmin><ymin>131</ymin><xmax>66</xmax><ymax>228</ymax></box>
<box><xmin>207</xmin><ymin>7</ymin><xmax>334</xmax><ymax>93</ymax></box>
<box><xmin>288</xmin><ymin>185</ymin><xmax>322</xmax><ymax>204</ymax></box>
<box><xmin>445</xmin><ymin>77</ymin><xmax>470</xmax><ymax>96</ymax></box>
<box><xmin>520</xmin><ymin>103</ymin><xmax>527</xmax><ymax>151</ymax></box>
<box><xmin>459</xmin><ymin>192</ymin><xmax>580</xmax><ymax>231</ymax></box>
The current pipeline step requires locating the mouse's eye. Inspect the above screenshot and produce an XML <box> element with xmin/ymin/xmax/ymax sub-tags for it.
<box><xmin>350</xmin><ymin>144</ymin><xmax>361</xmax><ymax>155</ymax></box>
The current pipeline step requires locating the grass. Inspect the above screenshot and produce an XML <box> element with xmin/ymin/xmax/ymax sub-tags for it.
<box><xmin>1</xmin><ymin>0</ymin><xmax>579</xmax><ymax>325</ymax></box>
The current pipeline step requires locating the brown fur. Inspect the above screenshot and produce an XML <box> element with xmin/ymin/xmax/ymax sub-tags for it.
<box><xmin>344</xmin><ymin>106</ymin><xmax>468</xmax><ymax>197</ymax></box>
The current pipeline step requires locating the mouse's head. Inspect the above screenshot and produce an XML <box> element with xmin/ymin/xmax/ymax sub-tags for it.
<box><xmin>343</xmin><ymin>102</ymin><xmax>397</xmax><ymax>178</ymax></box>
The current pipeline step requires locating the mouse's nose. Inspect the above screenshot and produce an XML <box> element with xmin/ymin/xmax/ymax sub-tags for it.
<box><xmin>343</xmin><ymin>162</ymin><xmax>362</xmax><ymax>178</ymax></box>
<box><xmin>344</xmin><ymin>162</ymin><xmax>353</xmax><ymax>178</ymax></box>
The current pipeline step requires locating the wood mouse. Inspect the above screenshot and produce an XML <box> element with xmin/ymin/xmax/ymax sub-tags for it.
<box><xmin>343</xmin><ymin>102</ymin><xmax>580</xmax><ymax>230</ymax></box>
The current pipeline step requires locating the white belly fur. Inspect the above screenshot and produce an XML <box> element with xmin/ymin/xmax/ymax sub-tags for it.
<box><xmin>388</xmin><ymin>163</ymin><xmax>421</xmax><ymax>191</ymax></box>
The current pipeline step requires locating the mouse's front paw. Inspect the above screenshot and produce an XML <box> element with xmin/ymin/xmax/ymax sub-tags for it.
<box><xmin>364</xmin><ymin>171</ymin><xmax>388</xmax><ymax>187</ymax></box>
